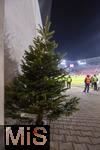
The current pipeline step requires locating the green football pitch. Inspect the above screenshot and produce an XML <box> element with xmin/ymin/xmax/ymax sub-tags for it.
<box><xmin>71</xmin><ymin>75</ymin><xmax>85</xmax><ymax>86</ymax></box>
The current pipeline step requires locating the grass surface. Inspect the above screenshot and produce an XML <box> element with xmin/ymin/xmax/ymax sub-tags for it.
<box><xmin>72</xmin><ymin>75</ymin><xmax>85</xmax><ymax>86</ymax></box>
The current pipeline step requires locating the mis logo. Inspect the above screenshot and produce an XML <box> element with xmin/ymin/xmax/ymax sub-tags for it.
<box><xmin>5</xmin><ymin>125</ymin><xmax>50</xmax><ymax>150</ymax></box>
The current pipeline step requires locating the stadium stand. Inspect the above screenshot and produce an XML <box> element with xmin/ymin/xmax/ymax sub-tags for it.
<box><xmin>69</xmin><ymin>57</ymin><xmax>100</xmax><ymax>75</ymax></box>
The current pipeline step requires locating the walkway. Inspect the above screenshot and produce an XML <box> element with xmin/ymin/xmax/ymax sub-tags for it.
<box><xmin>50</xmin><ymin>87</ymin><xmax>100</xmax><ymax>150</ymax></box>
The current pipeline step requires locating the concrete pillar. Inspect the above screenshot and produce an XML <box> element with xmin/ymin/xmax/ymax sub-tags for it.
<box><xmin>38</xmin><ymin>0</ymin><xmax>53</xmax><ymax>25</ymax></box>
<box><xmin>0</xmin><ymin>0</ymin><xmax>4</xmax><ymax>125</ymax></box>
<box><xmin>4</xmin><ymin>0</ymin><xmax>42</xmax><ymax>84</ymax></box>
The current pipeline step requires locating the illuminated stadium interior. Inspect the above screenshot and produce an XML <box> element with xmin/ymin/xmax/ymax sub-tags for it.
<box><xmin>60</xmin><ymin>57</ymin><xmax>100</xmax><ymax>75</ymax></box>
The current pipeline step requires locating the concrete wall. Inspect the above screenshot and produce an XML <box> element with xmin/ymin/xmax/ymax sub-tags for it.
<box><xmin>0</xmin><ymin>0</ymin><xmax>4</xmax><ymax>125</ymax></box>
<box><xmin>38</xmin><ymin>0</ymin><xmax>53</xmax><ymax>25</ymax></box>
<box><xmin>0</xmin><ymin>1</ymin><xmax>42</xmax><ymax>147</ymax></box>
<box><xmin>4</xmin><ymin>0</ymin><xmax>42</xmax><ymax>84</ymax></box>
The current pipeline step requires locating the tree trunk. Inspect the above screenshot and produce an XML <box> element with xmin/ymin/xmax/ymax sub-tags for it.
<box><xmin>36</xmin><ymin>114</ymin><xmax>43</xmax><ymax>125</ymax></box>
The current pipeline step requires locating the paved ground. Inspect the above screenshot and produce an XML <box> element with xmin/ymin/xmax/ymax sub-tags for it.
<box><xmin>50</xmin><ymin>87</ymin><xmax>100</xmax><ymax>150</ymax></box>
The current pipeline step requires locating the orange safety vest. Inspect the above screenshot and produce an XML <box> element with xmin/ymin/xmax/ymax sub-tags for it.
<box><xmin>85</xmin><ymin>77</ymin><xmax>91</xmax><ymax>84</ymax></box>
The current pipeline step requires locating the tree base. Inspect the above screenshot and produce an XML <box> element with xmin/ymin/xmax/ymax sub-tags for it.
<box><xmin>35</xmin><ymin>120</ymin><xmax>47</xmax><ymax>125</ymax></box>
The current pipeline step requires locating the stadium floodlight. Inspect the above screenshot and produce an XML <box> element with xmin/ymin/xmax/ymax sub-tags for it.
<box><xmin>64</xmin><ymin>65</ymin><xmax>68</xmax><ymax>68</ymax></box>
<box><xmin>70</xmin><ymin>64</ymin><xmax>74</xmax><ymax>68</ymax></box>
<box><xmin>60</xmin><ymin>59</ymin><xmax>67</xmax><ymax>68</ymax></box>
<box><xmin>60</xmin><ymin>59</ymin><xmax>66</xmax><ymax>65</ymax></box>
<box><xmin>77</xmin><ymin>60</ymin><xmax>86</xmax><ymax>65</ymax></box>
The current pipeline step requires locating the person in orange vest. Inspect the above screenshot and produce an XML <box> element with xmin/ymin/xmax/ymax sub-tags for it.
<box><xmin>83</xmin><ymin>75</ymin><xmax>91</xmax><ymax>93</ymax></box>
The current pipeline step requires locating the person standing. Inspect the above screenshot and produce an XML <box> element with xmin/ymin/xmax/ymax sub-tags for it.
<box><xmin>84</xmin><ymin>75</ymin><xmax>91</xmax><ymax>93</ymax></box>
<box><xmin>93</xmin><ymin>74</ymin><xmax>98</xmax><ymax>91</ymax></box>
<box><xmin>67</xmin><ymin>75</ymin><xmax>72</xmax><ymax>89</ymax></box>
<box><xmin>97</xmin><ymin>73</ymin><xmax>100</xmax><ymax>90</ymax></box>
<box><xmin>91</xmin><ymin>76</ymin><xmax>94</xmax><ymax>87</ymax></box>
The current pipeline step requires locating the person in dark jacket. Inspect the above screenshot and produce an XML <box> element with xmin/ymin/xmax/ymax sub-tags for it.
<box><xmin>91</xmin><ymin>76</ymin><xmax>94</xmax><ymax>87</ymax></box>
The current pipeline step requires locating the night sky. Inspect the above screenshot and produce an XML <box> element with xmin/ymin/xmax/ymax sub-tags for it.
<box><xmin>51</xmin><ymin>0</ymin><xmax>100</xmax><ymax>60</ymax></box>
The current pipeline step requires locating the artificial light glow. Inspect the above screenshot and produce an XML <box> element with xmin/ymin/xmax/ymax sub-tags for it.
<box><xmin>77</xmin><ymin>60</ymin><xmax>86</xmax><ymax>65</ymax></box>
<box><xmin>70</xmin><ymin>64</ymin><xmax>74</xmax><ymax>68</ymax></box>
<box><xmin>60</xmin><ymin>59</ymin><xmax>66</xmax><ymax>65</ymax></box>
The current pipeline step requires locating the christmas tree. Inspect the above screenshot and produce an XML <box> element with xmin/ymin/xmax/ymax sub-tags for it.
<box><xmin>5</xmin><ymin>20</ymin><xmax>79</xmax><ymax>125</ymax></box>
